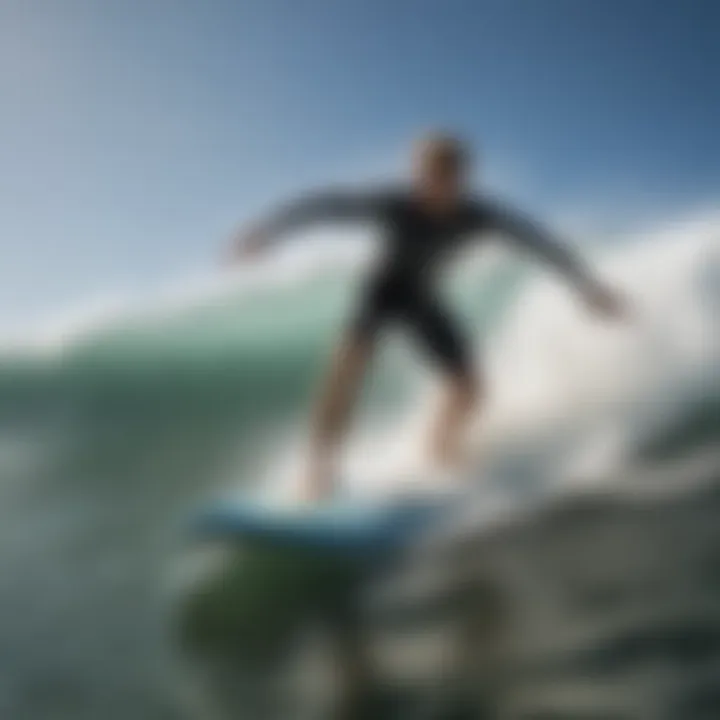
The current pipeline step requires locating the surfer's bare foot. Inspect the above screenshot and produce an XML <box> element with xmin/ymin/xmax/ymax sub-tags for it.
<box><xmin>425</xmin><ymin>440</ymin><xmax>473</xmax><ymax>487</ymax></box>
<box><xmin>430</xmin><ymin>453</ymin><xmax>463</xmax><ymax>479</ymax></box>
<box><xmin>428</xmin><ymin>432</ymin><xmax>467</xmax><ymax>470</ymax></box>
<box><xmin>301</xmin><ymin>457</ymin><xmax>335</xmax><ymax>503</ymax></box>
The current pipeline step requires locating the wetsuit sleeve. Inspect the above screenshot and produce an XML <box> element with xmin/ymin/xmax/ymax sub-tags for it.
<box><xmin>481</xmin><ymin>200</ymin><xmax>597</xmax><ymax>292</ymax></box>
<box><xmin>248</xmin><ymin>189</ymin><xmax>391</xmax><ymax>246</ymax></box>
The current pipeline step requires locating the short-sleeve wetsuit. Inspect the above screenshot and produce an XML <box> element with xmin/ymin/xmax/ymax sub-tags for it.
<box><xmin>251</xmin><ymin>187</ymin><xmax>594</xmax><ymax>377</ymax></box>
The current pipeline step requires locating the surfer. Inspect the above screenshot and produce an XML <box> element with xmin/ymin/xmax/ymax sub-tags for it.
<box><xmin>230</xmin><ymin>132</ymin><xmax>625</xmax><ymax>500</ymax></box>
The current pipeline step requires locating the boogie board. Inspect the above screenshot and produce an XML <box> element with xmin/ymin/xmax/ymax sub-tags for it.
<box><xmin>191</xmin><ymin>493</ymin><xmax>453</xmax><ymax>560</ymax></box>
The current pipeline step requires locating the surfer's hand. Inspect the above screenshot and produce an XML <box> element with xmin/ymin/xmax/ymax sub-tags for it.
<box><xmin>583</xmin><ymin>283</ymin><xmax>627</xmax><ymax>320</ymax></box>
<box><xmin>224</xmin><ymin>229</ymin><xmax>268</xmax><ymax>265</ymax></box>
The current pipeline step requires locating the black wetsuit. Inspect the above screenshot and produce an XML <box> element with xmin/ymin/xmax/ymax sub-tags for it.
<box><xmin>254</xmin><ymin>188</ymin><xmax>593</xmax><ymax>376</ymax></box>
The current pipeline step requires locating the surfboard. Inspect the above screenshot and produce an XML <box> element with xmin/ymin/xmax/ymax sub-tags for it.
<box><xmin>183</xmin><ymin>492</ymin><xmax>457</xmax><ymax>660</ymax></box>
<box><xmin>191</xmin><ymin>494</ymin><xmax>452</xmax><ymax>559</ymax></box>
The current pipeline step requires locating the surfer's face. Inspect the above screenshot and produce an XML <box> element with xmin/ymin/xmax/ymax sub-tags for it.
<box><xmin>413</xmin><ymin>135</ymin><xmax>469</xmax><ymax>209</ymax></box>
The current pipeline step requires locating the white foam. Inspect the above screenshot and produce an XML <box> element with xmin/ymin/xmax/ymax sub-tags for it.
<box><xmin>473</xmin><ymin>210</ymin><xmax>720</xmax><ymax>482</ymax></box>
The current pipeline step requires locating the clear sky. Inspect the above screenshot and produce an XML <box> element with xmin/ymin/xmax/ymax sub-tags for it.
<box><xmin>1</xmin><ymin>0</ymin><xmax>719</xmax><ymax>325</ymax></box>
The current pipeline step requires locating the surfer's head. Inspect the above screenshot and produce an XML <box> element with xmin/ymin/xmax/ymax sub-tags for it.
<box><xmin>412</xmin><ymin>131</ymin><xmax>472</xmax><ymax>207</ymax></box>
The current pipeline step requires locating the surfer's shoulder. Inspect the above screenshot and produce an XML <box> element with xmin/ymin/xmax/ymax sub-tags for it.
<box><xmin>314</xmin><ymin>183</ymin><xmax>409</xmax><ymax>215</ymax></box>
<box><xmin>369</xmin><ymin>184</ymin><xmax>414</xmax><ymax>212</ymax></box>
<box><xmin>463</xmin><ymin>191</ymin><xmax>498</xmax><ymax>214</ymax></box>
<box><xmin>462</xmin><ymin>192</ymin><xmax>518</xmax><ymax>227</ymax></box>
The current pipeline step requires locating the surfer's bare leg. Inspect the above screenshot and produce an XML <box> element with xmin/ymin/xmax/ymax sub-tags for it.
<box><xmin>428</xmin><ymin>370</ymin><xmax>480</xmax><ymax>469</ymax></box>
<box><xmin>305</xmin><ymin>335</ymin><xmax>374</xmax><ymax>500</ymax></box>
<box><xmin>405</xmin><ymin>291</ymin><xmax>479</xmax><ymax>472</ymax></box>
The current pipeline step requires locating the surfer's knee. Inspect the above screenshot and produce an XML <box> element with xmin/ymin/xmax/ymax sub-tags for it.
<box><xmin>340</xmin><ymin>328</ymin><xmax>377</xmax><ymax>364</ymax></box>
<box><xmin>450</xmin><ymin>369</ymin><xmax>481</xmax><ymax>408</ymax></box>
<box><xmin>311</xmin><ymin>335</ymin><xmax>374</xmax><ymax>443</ymax></box>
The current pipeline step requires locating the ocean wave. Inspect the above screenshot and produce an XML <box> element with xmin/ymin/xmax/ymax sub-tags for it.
<box><xmin>1</xmin><ymin>210</ymin><xmax>719</xmax><ymax>489</ymax></box>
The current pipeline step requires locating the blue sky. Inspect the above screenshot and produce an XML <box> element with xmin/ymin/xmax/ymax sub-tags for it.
<box><xmin>1</xmin><ymin>0</ymin><xmax>719</xmax><ymax>325</ymax></box>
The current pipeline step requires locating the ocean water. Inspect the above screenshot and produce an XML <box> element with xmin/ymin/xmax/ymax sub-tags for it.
<box><xmin>0</xmin><ymin>214</ymin><xmax>719</xmax><ymax>719</ymax></box>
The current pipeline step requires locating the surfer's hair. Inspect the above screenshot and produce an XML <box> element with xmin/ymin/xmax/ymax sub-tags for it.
<box><xmin>414</xmin><ymin>131</ymin><xmax>471</xmax><ymax>175</ymax></box>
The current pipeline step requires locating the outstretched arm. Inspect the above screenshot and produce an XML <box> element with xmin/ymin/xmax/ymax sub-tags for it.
<box><xmin>486</xmin><ymin>201</ymin><xmax>625</xmax><ymax>317</ymax></box>
<box><xmin>228</xmin><ymin>189</ymin><xmax>386</xmax><ymax>261</ymax></box>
